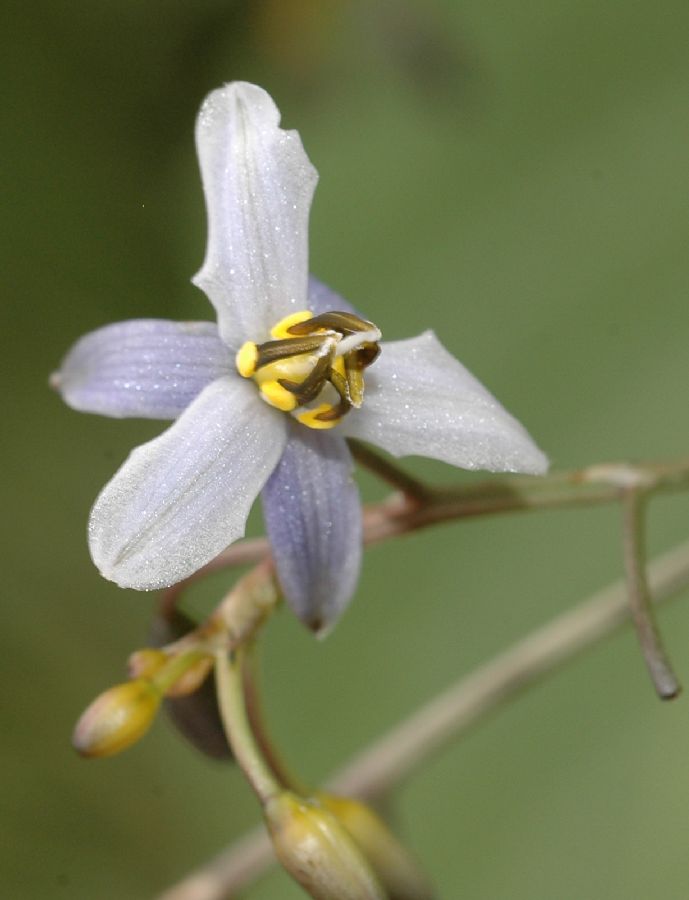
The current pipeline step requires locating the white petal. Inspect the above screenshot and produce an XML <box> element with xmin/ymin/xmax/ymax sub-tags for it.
<box><xmin>89</xmin><ymin>376</ymin><xmax>287</xmax><ymax>589</ymax></box>
<box><xmin>193</xmin><ymin>82</ymin><xmax>318</xmax><ymax>348</ymax></box>
<box><xmin>52</xmin><ymin>319</ymin><xmax>230</xmax><ymax>420</ymax></box>
<box><xmin>341</xmin><ymin>331</ymin><xmax>548</xmax><ymax>474</ymax></box>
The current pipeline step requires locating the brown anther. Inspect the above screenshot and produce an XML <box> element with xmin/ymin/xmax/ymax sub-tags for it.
<box><xmin>255</xmin><ymin>335</ymin><xmax>332</xmax><ymax>369</ymax></box>
<box><xmin>278</xmin><ymin>347</ymin><xmax>335</xmax><ymax>406</ymax></box>
<box><xmin>287</xmin><ymin>310</ymin><xmax>377</xmax><ymax>337</ymax></box>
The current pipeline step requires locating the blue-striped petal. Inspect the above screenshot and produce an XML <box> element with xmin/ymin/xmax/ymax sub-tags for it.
<box><xmin>52</xmin><ymin>319</ymin><xmax>230</xmax><ymax>420</ymax></box>
<box><xmin>262</xmin><ymin>423</ymin><xmax>362</xmax><ymax>633</ymax></box>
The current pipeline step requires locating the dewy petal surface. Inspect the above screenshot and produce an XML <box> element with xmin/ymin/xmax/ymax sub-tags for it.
<box><xmin>342</xmin><ymin>330</ymin><xmax>548</xmax><ymax>474</ymax></box>
<box><xmin>53</xmin><ymin>319</ymin><xmax>230</xmax><ymax>420</ymax></box>
<box><xmin>261</xmin><ymin>422</ymin><xmax>362</xmax><ymax>633</ymax></box>
<box><xmin>193</xmin><ymin>82</ymin><xmax>318</xmax><ymax>348</ymax></box>
<box><xmin>89</xmin><ymin>376</ymin><xmax>287</xmax><ymax>589</ymax></box>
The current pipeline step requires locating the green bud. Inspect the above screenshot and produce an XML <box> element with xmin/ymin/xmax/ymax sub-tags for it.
<box><xmin>72</xmin><ymin>679</ymin><xmax>161</xmax><ymax>758</ymax></box>
<box><xmin>264</xmin><ymin>791</ymin><xmax>386</xmax><ymax>900</ymax></box>
<box><xmin>319</xmin><ymin>793</ymin><xmax>435</xmax><ymax>900</ymax></box>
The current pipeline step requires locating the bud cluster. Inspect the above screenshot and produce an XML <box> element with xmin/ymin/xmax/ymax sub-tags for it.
<box><xmin>72</xmin><ymin>643</ymin><xmax>213</xmax><ymax>759</ymax></box>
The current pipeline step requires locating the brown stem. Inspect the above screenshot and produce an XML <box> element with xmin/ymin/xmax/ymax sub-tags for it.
<box><xmin>165</xmin><ymin>457</ymin><xmax>689</xmax><ymax>595</ymax></box>
<box><xmin>347</xmin><ymin>439</ymin><xmax>433</xmax><ymax>502</ymax></box>
<box><xmin>620</xmin><ymin>489</ymin><xmax>680</xmax><ymax>699</ymax></box>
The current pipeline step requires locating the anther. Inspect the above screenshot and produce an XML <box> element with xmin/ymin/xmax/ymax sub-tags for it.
<box><xmin>236</xmin><ymin>342</ymin><xmax>259</xmax><ymax>378</ymax></box>
<box><xmin>235</xmin><ymin>309</ymin><xmax>381</xmax><ymax>428</ymax></box>
<box><xmin>287</xmin><ymin>311</ymin><xmax>377</xmax><ymax>336</ymax></box>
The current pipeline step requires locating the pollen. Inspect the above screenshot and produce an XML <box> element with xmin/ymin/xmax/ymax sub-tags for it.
<box><xmin>236</xmin><ymin>309</ymin><xmax>381</xmax><ymax>429</ymax></box>
<box><xmin>236</xmin><ymin>341</ymin><xmax>259</xmax><ymax>378</ymax></box>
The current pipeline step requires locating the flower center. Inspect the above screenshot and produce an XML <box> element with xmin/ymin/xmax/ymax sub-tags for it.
<box><xmin>235</xmin><ymin>310</ymin><xmax>381</xmax><ymax>429</ymax></box>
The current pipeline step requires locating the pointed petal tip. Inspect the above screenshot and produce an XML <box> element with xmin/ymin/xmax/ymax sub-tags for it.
<box><xmin>343</xmin><ymin>330</ymin><xmax>550</xmax><ymax>477</ymax></box>
<box><xmin>194</xmin><ymin>81</ymin><xmax>317</xmax><ymax>345</ymax></box>
<box><xmin>526</xmin><ymin>449</ymin><xmax>549</xmax><ymax>476</ymax></box>
<box><xmin>262</xmin><ymin>427</ymin><xmax>362</xmax><ymax>637</ymax></box>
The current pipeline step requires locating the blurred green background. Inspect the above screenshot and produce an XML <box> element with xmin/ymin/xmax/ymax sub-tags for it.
<box><xmin>5</xmin><ymin>1</ymin><xmax>689</xmax><ymax>897</ymax></box>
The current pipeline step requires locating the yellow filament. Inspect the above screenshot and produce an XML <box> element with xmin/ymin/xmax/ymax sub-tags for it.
<box><xmin>236</xmin><ymin>342</ymin><xmax>258</xmax><ymax>378</ymax></box>
<box><xmin>296</xmin><ymin>404</ymin><xmax>341</xmax><ymax>430</ymax></box>
<box><xmin>270</xmin><ymin>310</ymin><xmax>313</xmax><ymax>339</ymax></box>
<box><xmin>259</xmin><ymin>380</ymin><xmax>298</xmax><ymax>412</ymax></box>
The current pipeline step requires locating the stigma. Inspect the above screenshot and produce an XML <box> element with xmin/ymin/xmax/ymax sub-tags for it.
<box><xmin>235</xmin><ymin>310</ymin><xmax>381</xmax><ymax>429</ymax></box>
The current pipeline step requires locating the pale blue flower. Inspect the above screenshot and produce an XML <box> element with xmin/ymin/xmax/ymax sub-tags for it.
<box><xmin>53</xmin><ymin>82</ymin><xmax>547</xmax><ymax>632</ymax></box>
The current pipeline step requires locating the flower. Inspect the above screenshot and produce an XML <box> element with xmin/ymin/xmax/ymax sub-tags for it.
<box><xmin>52</xmin><ymin>82</ymin><xmax>547</xmax><ymax>633</ymax></box>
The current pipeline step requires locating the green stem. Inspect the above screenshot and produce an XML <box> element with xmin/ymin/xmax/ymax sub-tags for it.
<box><xmin>213</xmin><ymin>647</ymin><xmax>280</xmax><ymax>804</ymax></box>
<box><xmin>152</xmin><ymin>650</ymin><xmax>207</xmax><ymax>695</ymax></box>
<box><xmin>158</xmin><ymin>535</ymin><xmax>689</xmax><ymax>900</ymax></box>
<box><xmin>242</xmin><ymin>642</ymin><xmax>309</xmax><ymax>796</ymax></box>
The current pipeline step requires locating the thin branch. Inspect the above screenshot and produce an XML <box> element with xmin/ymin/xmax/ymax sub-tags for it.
<box><xmin>157</xmin><ymin>536</ymin><xmax>689</xmax><ymax>900</ymax></box>
<box><xmin>213</xmin><ymin>646</ymin><xmax>279</xmax><ymax>805</ymax></box>
<box><xmin>347</xmin><ymin>439</ymin><xmax>433</xmax><ymax>502</ymax></box>
<box><xmin>167</xmin><ymin>457</ymin><xmax>689</xmax><ymax>589</ymax></box>
<box><xmin>621</xmin><ymin>490</ymin><xmax>680</xmax><ymax>698</ymax></box>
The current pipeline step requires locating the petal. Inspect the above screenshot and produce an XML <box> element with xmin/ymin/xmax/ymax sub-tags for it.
<box><xmin>193</xmin><ymin>82</ymin><xmax>318</xmax><ymax>348</ymax></box>
<box><xmin>52</xmin><ymin>319</ymin><xmax>230</xmax><ymax>420</ymax></box>
<box><xmin>89</xmin><ymin>376</ymin><xmax>287</xmax><ymax>589</ymax></box>
<box><xmin>341</xmin><ymin>330</ymin><xmax>548</xmax><ymax>474</ymax></box>
<box><xmin>261</xmin><ymin>423</ymin><xmax>362</xmax><ymax>634</ymax></box>
<box><xmin>307</xmin><ymin>275</ymin><xmax>358</xmax><ymax>317</ymax></box>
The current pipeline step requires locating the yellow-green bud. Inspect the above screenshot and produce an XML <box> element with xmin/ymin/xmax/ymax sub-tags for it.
<box><xmin>319</xmin><ymin>793</ymin><xmax>435</xmax><ymax>900</ymax></box>
<box><xmin>264</xmin><ymin>792</ymin><xmax>386</xmax><ymax>900</ymax></box>
<box><xmin>72</xmin><ymin>679</ymin><xmax>162</xmax><ymax>758</ymax></box>
<box><xmin>127</xmin><ymin>648</ymin><xmax>168</xmax><ymax>680</ymax></box>
<box><xmin>161</xmin><ymin>655</ymin><xmax>213</xmax><ymax>698</ymax></box>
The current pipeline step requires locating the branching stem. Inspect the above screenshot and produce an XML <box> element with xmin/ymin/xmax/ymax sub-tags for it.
<box><xmin>159</xmin><ymin>537</ymin><xmax>689</xmax><ymax>900</ymax></box>
<box><xmin>171</xmin><ymin>456</ymin><xmax>689</xmax><ymax>585</ymax></box>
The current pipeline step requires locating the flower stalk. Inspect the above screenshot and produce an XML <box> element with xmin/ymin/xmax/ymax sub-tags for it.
<box><xmin>157</xmin><ymin>534</ymin><xmax>689</xmax><ymax>900</ymax></box>
<box><xmin>213</xmin><ymin>645</ymin><xmax>280</xmax><ymax>804</ymax></box>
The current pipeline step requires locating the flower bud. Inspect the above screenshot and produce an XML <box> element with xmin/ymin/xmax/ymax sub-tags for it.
<box><xmin>319</xmin><ymin>793</ymin><xmax>435</xmax><ymax>900</ymax></box>
<box><xmin>72</xmin><ymin>679</ymin><xmax>161</xmax><ymax>758</ymax></box>
<box><xmin>127</xmin><ymin>648</ymin><xmax>168</xmax><ymax>680</ymax></box>
<box><xmin>264</xmin><ymin>791</ymin><xmax>386</xmax><ymax>900</ymax></box>
<box><xmin>161</xmin><ymin>655</ymin><xmax>213</xmax><ymax>698</ymax></box>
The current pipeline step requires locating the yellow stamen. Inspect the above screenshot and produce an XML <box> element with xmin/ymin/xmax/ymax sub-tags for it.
<box><xmin>260</xmin><ymin>380</ymin><xmax>298</xmax><ymax>412</ymax></box>
<box><xmin>270</xmin><ymin>310</ymin><xmax>313</xmax><ymax>339</ymax></box>
<box><xmin>235</xmin><ymin>309</ymin><xmax>380</xmax><ymax>428</ymax></box>
<box><xmin>296</xmin><ymin>404</ymin><xmax>341</xmax><ymax>429</ymax></box>
<box><xmin>236</xmin><ymin>341</ymin><xmax>259</xmax><ymax>378</ymax></box>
